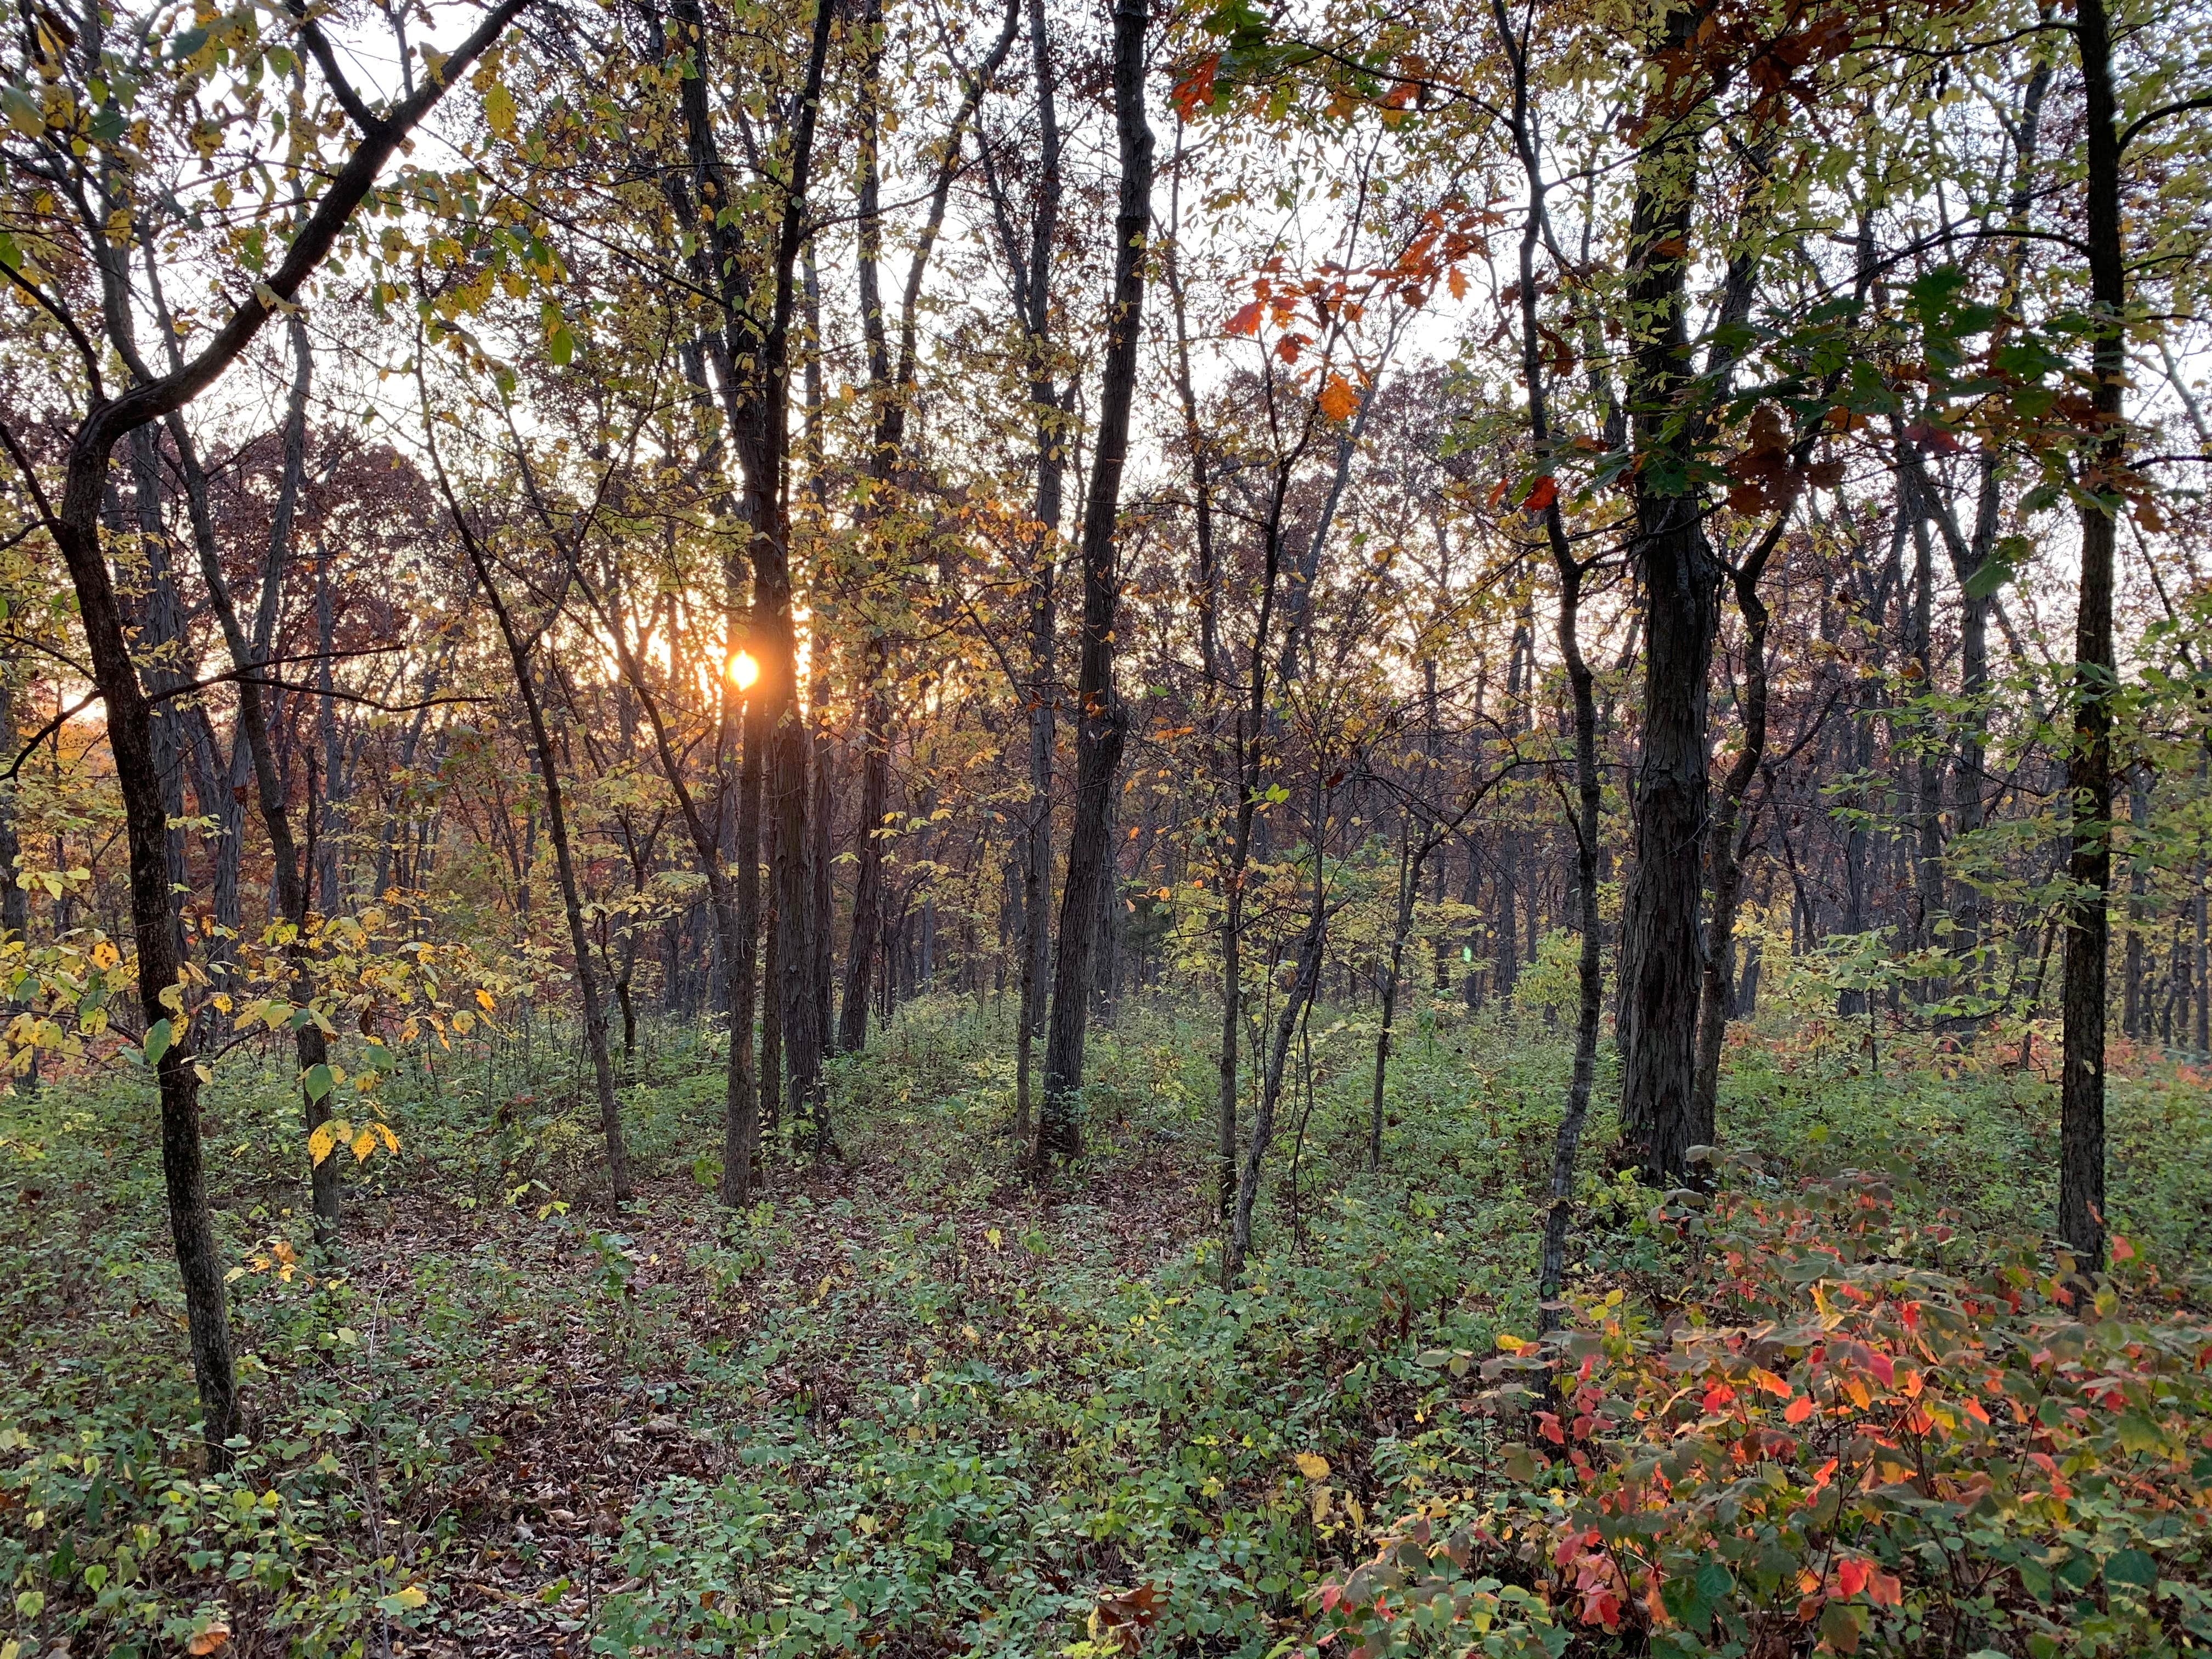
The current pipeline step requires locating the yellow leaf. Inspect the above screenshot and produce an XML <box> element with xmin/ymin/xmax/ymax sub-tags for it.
<box><xmin>985</xmin><ymin>1227</ymin><xmax>1003</xmax><ymax>1250</ymax></box>
<box><xmin>351</xmin><ymin>1127</ymin><xmax>375</xmax><ymax>1163</ymax></box>
<box><xmin>390</xmin><ymin>1584</ymin><xmax>428</xmax><ymax>1609</ymax></box>
<box><xmin>90</xmin><ymin>940</ymin><xmax>119</xmax><ymax>970</ymax></box>
<box><xmin>476</xmin><ymin>987</ymin><xmax>496</xmax><ymax>1013</ymax></box>
<box><xmin>374</xmin><ymin>1122</ymin><xmax>399</xmax><ymax>1153</ymax></box>
<box><xmin>1294</xmin><ymin>1451</ymin><xmax>1330</xmax><ymax>1481</ymax></box>
<box><xmin>1310</xmin><ymin>1483</ymin><xmax>1331</xmax><ymax>1523</ymax></box>
<box><xmin>483</xmin><ymin>80</ymin><xmax>515</xmax><ymax>137</ymax></box>
<box><xmin>307</xmin><ymin>1122</ymin><xmax>338</xmax><ymax>1166</ymax></box>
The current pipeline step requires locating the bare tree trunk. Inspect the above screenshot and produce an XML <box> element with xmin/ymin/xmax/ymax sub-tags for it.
<box><xmin>2125</xmin><ymin>768</ymin><xmax>2149</xmax><ymax>1039</ymax></box>
<box><xmin>2059</xmin><ymin>0</ymin><xmax>2122</xmax><ymax>1264</ymax></box>
<box><xmin>1228</xmin><ymin>900</ymin><xmax>1325</xmax><ymax>1279</ymax></box>
<box><xmin>1614</xmin><ymin>3</ymin><xmax>1725</xmax><ymax>1189</ymax></box>
<box><xmin>430</xmin><ymin>462</ymin><xmax>632</xmax><ymax>1206</ymax></box>
<box><xmin>148</xmin><ymin>311</ymin><xmax>342</xmax><ymax>1241</ymax></box>
<box><xmin>1037</xmin><ymin>0</ymin><xmax>1152</xmax><ymax>1163</ymax></box>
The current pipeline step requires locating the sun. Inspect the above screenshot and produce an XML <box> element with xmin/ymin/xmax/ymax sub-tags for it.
<box><xmin>726</xmin><ymin>649</ymin><xmax>759</xmax><ymax>691</ymax></box>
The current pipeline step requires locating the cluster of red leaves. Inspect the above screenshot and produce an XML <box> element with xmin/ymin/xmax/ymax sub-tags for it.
<box><xmin>1311</xmin><ymin>1169</ymin><xmax>2212</xmax><ymax>1658</ymax></box>
<box><xmin>1220</xmin><ymin>206</ymin><xmax>1497</xmax><ymax>422</ymax></box>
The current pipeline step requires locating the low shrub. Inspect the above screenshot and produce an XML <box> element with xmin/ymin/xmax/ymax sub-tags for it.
<box><xmin>1319</xmin><ymin>1161</ymin><xmax>2212</xmax><ymax>1657</ymax></box>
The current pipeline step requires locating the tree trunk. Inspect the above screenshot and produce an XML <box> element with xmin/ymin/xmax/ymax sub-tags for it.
<box><xmin>1228</xmin><ymin>902</ymin><xmax>1325</xmax><ymax>1279</ymax></box>
<box><xmin>53</xmin><ymin>453</ymin><xmax>238</xmax><ymax>1461</ymax></box>
<box><xmin>437</xmin><ymin>490</ymin><xmax>632</xmax><ymax>1206</ymax></box>
<box><xmin>1037</xmin><ymin>0</ymin><xmax>1152</xmax><ymax>1163</ymax></box>
<box><xmin>839</xmin><ymin>659</ymin><xmax>890</xmax><ymax>1055</ymax></box>
<box><xmin>2058</xmin><ymin>0</ymin><xmax>2122</xmax><ymax>1264</ymax></box>
<box><xmin>1614</xmin><ymin>0</ymin><xmax>1724</xmax><ymax>1189</ymax></box>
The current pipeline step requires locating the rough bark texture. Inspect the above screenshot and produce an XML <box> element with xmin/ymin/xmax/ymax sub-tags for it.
<box><xmin>2059</xmin><ymin>0</ymin><xmax>2122</xmax><ymax>1265</ymax></box>
<box><xmin>1037</xmin><ymin>0</ymin><xmax>1151</xmax><ymax>1162</ymax></box>
<box><xmin>1615</xmin><ymin>0</ymin><xmax>1719</xmax><ymax>1188</ymax></box>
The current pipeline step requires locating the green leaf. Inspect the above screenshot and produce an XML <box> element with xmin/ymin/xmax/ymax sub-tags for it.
<box><xmin>1961</xmin><ymin>557</ymin><xmax>2015</xmax><ymax>601</ymax></box>
<box><xmin>0</xmin><ymin>84</ymin><xmax>43</xmax><ymax>139</ymax></box>
<box><xmin>547</xmin><ymin>321</ymin><xmax>575</xmax><ymax>366</ymax></box>
<box><xmin>143</xmin><ymin>1018</ymin><xmax>173</xmax><ymax>1068</ymax></box>
<box><xmin>303</xmin><ymin>1063</ymin><xmax>335</xmax><ymax>1102</ymax></box>
<box><xmin>2106</xmin><ymin>1548</ymin><xmax>2158</xmax><ymax>1589</ymax></box>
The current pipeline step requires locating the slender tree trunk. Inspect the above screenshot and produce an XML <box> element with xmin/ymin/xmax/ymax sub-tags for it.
<box><xmin>839</xmin><ymin>659</ymin><xmax>890</xmax><ymax>1054</ymax></box>
<box><xmin>1692</xmin><ymin>570</ymin><xmax>1770</xmax><ymax>1148</ymax></box>
<box><xmin>155</xmin><ymin>315</ymin><xmax>342</xmax><ymax>1240</ymax></box>
<box><xmin>1368</xmin><ymin>827</ymin><xmax>1418</xmax><ymax>1172</ymax></box>
<box><xmin>2125</xmin><ymin>768</ymin><xmax>2149</xmax><ymax>1039</ymax></box>
<box><xmin>53</xmin><ymin>455</ymin><xmax>238</xmax><ymax>1462</ymax></box>
<box><xmin>1037</xmin><ymin>0</ymin><xmax>1152</xmax><ymax>1163</ymax></box>
<box><xmin>2059</xmin><ymin>0</ymin><xmax>2123</xmax><ymax>1263</ymax></box>
<box><xmin>1228</xmin><ymin>896</ymin><xmax>1326</xmax><ymax>1279</ymax></box>
<box><xmin>437</xmin><ymin>492</ymin><xmax>632</xmax><ymax>1205</ymax></box>
<box><xmin>1018</xmin><ymin>552</ymin><xmax>1057</xmax><ymax>1143</ymax></box>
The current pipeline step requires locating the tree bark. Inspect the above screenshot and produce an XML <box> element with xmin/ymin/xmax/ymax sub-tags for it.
<box><xmin>2059</xmin><ymin>0</ymin><xmax>2123</xmax><ymax>1264</ymax></box>
<box><xmin>1037</xmin><ymin>0</ymin><xmax>1152</xmax><ymax>1163</ymax></box>
<box><xmin>1615</xmin><ymin>84</ymin><xmax>1720</xmax><ymax>1187</ymax></box>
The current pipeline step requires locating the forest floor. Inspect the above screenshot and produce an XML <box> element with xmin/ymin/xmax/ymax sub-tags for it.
<box><xmin>5</xmin><ymin>991</ymin><xmax>2212</xmax><ymax>1657</ymax></box>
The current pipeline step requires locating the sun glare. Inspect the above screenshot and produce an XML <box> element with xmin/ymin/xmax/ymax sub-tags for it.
<box><xmin>727</xmin><ymin>649</ymin><xmax>760</xmax><ymax>691</ymax></box>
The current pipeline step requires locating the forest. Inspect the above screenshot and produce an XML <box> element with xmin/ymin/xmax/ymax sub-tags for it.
<box><xmin>3</xmin><ymin>0</ymin><xmax>2212</xmax><ymax>1649</ymax></box>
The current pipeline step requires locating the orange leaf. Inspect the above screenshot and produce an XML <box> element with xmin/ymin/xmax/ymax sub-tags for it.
<box><xmin>1486</xmin><ymin>476</ymin><xmax>1510</xmax><ymax>507</ymax></box>
<box><xmin>1226</xmin><ymin>299</ymin><xmax>1263</xmax><ymax>337</ymax></box>
<box><xmin>1785</xmin><ymin>1394</ymin><xmax>1815</xmax><ymax>1424</ymax></box>
<box><xmin>1317</xmin><ymin>374</ymin><xmax>1359</xmax><ymax>422</ymax></box>
<box><xmin>1750</xmin><ymin>1367</ymin><xmax>1792</xmax><ymax>1398</ymax></box>
<box><xmin>2111</xmin><ymin>1234</ymin><xmax>2135</xmax><ymax>1262</ymax></box>
<box><xmin>189</xmin><ymin>1628</ymin><xmax>232</xmax><ymax>1657</ymax></box>
<box><xmin>1836</xmin><ymin>1558</ymin><xmax>1870</xmax><ymax>1598</ymax></box>
<box><xmin>1522</xmin><ymin>476</ymin><xmax>1558</xmax><ymax>512</ymax></box>
<box><xmin>1172</xmin><ymin>53</ymin><xmax>1220</xmax><ymax>120</ymax></box>
<box><xmin>1867</xmin><ymin>1570</ymin><xmax>1903</xmax><ymax>1608</ymax></box>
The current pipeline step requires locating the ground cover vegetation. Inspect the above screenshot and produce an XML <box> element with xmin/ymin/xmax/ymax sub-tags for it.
<box><xmin>1</xmin><ymin>0</ymin><xmax>2211</xmax><ymax>1650</ymax></box>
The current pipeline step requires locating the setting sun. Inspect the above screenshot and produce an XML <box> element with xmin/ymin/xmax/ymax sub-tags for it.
<box><xmin>726</xmin><ymin>649</ymin><xmax>759</xmax><ymax>691</ymax></box>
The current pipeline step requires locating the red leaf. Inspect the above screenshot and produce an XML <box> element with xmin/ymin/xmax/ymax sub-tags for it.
<box><xmin>1904</xmin><ymin>419</ymin><xmax>1965</xmax><ymax>455</ymax></box>
<box><xmin>1486</xmin><ymin>476</ymin><xmax>1510</xmax><ymax>507</ymax></box>
<box><xmin>1172</xmin><ymin>53</ymin><xmax>1220</xmax><ymax>120</ymax></box>
<box><xmin>1837</xmin><ymin>1558</ymin><xmax>1870</xmax><ymax>1598</ymax></box>
<box><xmin>2111</xmin><ymin>1234</ymin><xmax>2135</xmax><ymax>1263</ymax></box>
<box><xmin>1785</xmin><ymin>1394</ymin><xmax>1815</xmax><ymax>1424</ymax></box>
<box><xmin>1867</xmin><ymin>1570</ymin><xmax>1902</xmax><ymax>1608</ymax></box>
<box><xmin>1522</xmin><ymin>476</ymin><xmax>1558</xmax><ymax>512</ymax></box>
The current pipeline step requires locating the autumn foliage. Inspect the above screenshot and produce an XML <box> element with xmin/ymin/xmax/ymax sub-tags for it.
<box><xmin>1315</xmin><ymin>1163</ymin><xmax>2212</xmax><ymax>1656</ymax></box>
